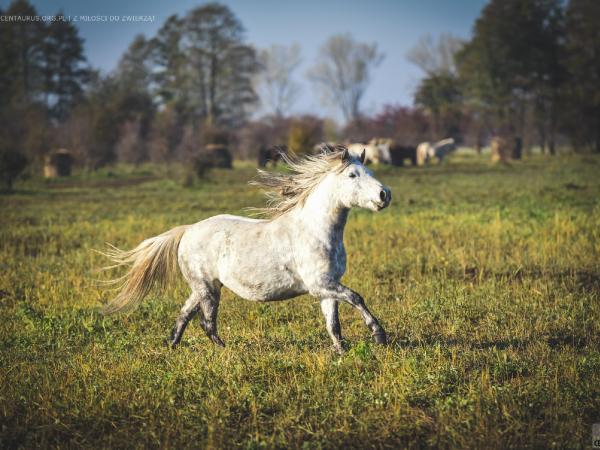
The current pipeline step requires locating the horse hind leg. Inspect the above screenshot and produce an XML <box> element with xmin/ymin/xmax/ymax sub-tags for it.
<box><xmin>197</xmin><ymin>283</ymin><xmax>225</xmax><ymax>347</ymax></box>
<box><xmin>169</xmin><ymin>281</ymin><xmax>224</xmax><ymax>348</ymax></box>
<box><xmin>169</xmin><ymin>291</ymin><xmax>203</xmax><ymax>348</ymax></box>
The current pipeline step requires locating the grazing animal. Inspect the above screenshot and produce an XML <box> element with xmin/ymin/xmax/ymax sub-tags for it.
<box><xmin>369</xmin><ymin>138</ymin><xmax>392</xmax><ymax>165</ymax></box>
<box><xmin>389</xmin><ymin>144</ymin><xmax>417</xmax><ymax>166</ymax></box>
<box><xmin>347</xmin><ymin>139</ymin><xmax>391</xmax><ymax>165</ymax></box>
<box><xmin>347</xmin><ymin>142</ymin><xmax>377</xmax><ymax>164</ymax></box>
<box><xmin>257</xmin><ymin>145</ymin><xmax>287</xmax><ymax>167</ymax></box>
<box><xmin>416</xmin><ymin>142</ymin><xmax>432</xmax><ymax>166</ymax></box>
<box><xmin>432</xmin><ymin>138</ymin><xmax>456</xmax><ymax>162</ymax></box>
<box><xmin>416</xmin><ymin>138</ymin><xmax>457</xmax><ymax>165</ymax></box>
<box><xmin>101</xmin><ymin>146</ymin><xmax>392</xmax><ymax>353</ymax></box>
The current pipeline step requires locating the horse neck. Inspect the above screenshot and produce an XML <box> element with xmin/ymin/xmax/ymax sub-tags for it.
<box><xmin>292</xmin><ymin>176</ymin><xmax>349</xmax><ymax>239</ymax></box>
<box><xmin>435</xmin><ymin>139</ymin><xmax>454</xmax><ymax>149</ymax></box>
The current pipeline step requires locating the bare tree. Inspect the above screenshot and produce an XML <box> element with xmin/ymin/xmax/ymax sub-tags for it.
<box><xmin>308</xmin><ymin>34</ymin><xmax>383</xmax><ymax>122</ymax></box>
<box><xmin>407</xmin><ymin>33</ymin><xmax>463</xmax><ymax>75</ymax></box>
<box><xmin>256</xmin><ymin>44</ymin><xmax>302</xmax><ymax>117</ymax></box>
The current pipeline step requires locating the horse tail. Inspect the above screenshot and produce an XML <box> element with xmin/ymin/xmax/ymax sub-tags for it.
<box><xmin>100</xmin><ymin>225</ymin><xmax>189</xmax><ymax>315</ymax></box>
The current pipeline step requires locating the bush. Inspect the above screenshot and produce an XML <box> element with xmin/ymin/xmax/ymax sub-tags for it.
<box><xmin>236</xmin><ymin>116</ymin><xmax>292</xmax><ymax>161</ymax></box>
<box><xmin>287</xmin><ymin>115</ymin><xmax>324</xmax><ymax>154</ymax></box>
<box><xmin>203</xmin><ymin>126</ymin><xmax>231</xmax><ymax>146</ymax></box>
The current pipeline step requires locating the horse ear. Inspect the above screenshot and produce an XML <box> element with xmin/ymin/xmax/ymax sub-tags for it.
<box><xmin>360</xmin><ymin>149</ymin><xmax>366</xmax><ymax>164</ymax></box>
<box><xmin>341</xmin><ymin>148</ymin><xmax>349</xmax><ymax>161</ymax></box>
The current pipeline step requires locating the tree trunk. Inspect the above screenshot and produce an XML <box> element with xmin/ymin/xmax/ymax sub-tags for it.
<box><xmin>548</xmin><ymin>92</ymin><xmax>558</xmax><ymax>156</ymax></box>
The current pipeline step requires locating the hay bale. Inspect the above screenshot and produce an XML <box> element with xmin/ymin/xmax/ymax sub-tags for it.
<box><xmin>490</xmin><ymin>136</ymin><xmax>510</xmax><ymax>163</ymax></box>
<box><xmin>44</xmin><ymin>149</ymin><xmax>73</xmax><ymax>178</ymax></box>
<box><xmin>195</xmin><ymin>144</ymin><xmax>233</xmax><ymax>177</ymax></box>
<box><xmin>204</xmin><ymin>144</ymin><xmax>232</xmax><ymax>169</ymax></box>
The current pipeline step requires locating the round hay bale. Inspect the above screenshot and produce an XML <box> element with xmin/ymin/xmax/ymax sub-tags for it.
<box><xmin>195</xmin><ymin>144</ymin><xmax>233</xmax><ymax>177</ymax></box>
<box><xmin>44</xmin><ymin>149</ymin><xmax>73</xmax><ymax>178</ymax></box>
<box><xmin>205</xmin><ymin>144</ymin><xmax>232</xmax><ymax>169</ymax></box>
<box><xmin>490</xmin><ymin>136</ymin><xmax>509</xmax><ymax>163</ymax></box>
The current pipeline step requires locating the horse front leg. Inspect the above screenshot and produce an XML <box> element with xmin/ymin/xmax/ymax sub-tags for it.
<box><xmin>314</xmin><ymin>282</ymin><xmax>387</xmax><ymax>346</ymax></box>
<box><xmin>320</xmin><ymin>298</ymin><xmax>346</xmax><ymax>354</ymax></box>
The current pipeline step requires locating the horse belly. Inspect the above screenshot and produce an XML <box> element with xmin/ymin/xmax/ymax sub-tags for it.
<box><xmin>216</xmin><ymin>232</ymin><xmax>307</xmax><ymax>301</ymax></box>
<box><xmin>221</xmin><ymin>265</ymin><xmax>307</xmax><ymax>301</ymax></box>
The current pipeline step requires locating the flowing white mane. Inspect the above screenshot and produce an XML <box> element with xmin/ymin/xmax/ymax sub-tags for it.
<box><xmin>250</xmin><ymin>145</ymin><xmax>352</xmax><ymax>218</ymax></box>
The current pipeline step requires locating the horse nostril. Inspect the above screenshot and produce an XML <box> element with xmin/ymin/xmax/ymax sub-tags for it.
<box><xmin>380</xmin><ymin>190</ymin><xmax>387</xmax><ymax>202</ymax></box>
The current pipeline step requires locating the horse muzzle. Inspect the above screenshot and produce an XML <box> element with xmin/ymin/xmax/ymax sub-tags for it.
<box><xmin>375</xmin><ymin>187</ymin><xmax>391</xmax><ymax>210</ymax></box>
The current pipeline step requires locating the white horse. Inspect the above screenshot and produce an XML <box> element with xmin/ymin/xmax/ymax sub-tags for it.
<box><xmin>416</xmin><ymin>142</ymin><xmax>431</xmax><ymax>166</ymax></box>
<box><xmin>101</xmin><ymin>146</ymin><xmax>392</xmax><ymax>353</ymax></box>
<box><xmin>347</xmin><ymin>139</ymin><xmax>391</xmax><ymax>165</ymax></box>
<box><xmin>433</xmin><ymin>138</ymin><xmax>456</xmax><ymax>161</ymax></box>
<box><xmin>416</xmin><ymin>138</ymin><xmax>456</xmax><ymax>165</ymax></box>
<box><xmin>370</xmin><ymin>138</ymin><xmax>392</xmax><ymax>165</ymax></box>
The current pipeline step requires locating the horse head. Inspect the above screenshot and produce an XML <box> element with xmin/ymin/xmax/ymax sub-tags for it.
<box><xmin>332</xmin><ymin>148</ymin><xmax>392</xmax><ymax>211</ymax></box>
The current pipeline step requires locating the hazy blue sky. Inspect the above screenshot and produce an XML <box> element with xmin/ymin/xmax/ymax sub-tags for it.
<box><xmin>2</xmin><ymin>0</ymin><xmax>488</xmax><ymax>119</ymax></box>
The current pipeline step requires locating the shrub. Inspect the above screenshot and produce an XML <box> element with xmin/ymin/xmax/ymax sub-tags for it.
<box><xmin>287</xmin><ymin>115</ymin><xmax>324</xmax><ymax>154</ymax></box>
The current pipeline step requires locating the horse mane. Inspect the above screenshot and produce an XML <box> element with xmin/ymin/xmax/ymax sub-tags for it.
<box><xmin>249</xmin><ymin>144</ymin><xmax>352</xmax><ymax>218</ymax></box>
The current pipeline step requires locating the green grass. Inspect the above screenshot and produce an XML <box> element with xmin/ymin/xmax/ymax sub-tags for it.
<box><xmin>1</xmin><ymin>153</ymin><xmax>599</xmax><ymax>449</ymax></box>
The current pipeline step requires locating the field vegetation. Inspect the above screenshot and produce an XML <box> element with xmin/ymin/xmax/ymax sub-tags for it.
<box><xmin>1</xmin><ymin>153</ymin><xmax>599</xmax><ymax>448</ymax></box>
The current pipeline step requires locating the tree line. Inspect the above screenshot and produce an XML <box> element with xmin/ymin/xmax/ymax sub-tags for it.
<box><xmin>411</xmin><ymin>0</ymin><xmax>599</xmax><ymax>154</ymax></box>
<box><xmin>1</xmin><ymin>0</ymin><xmax>599</xmax><ymax>188</ymax></box>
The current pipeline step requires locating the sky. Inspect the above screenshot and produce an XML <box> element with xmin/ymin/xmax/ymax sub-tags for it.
<box><xmin>2</xmin><ymin>0</ymin><xmax>488</xmax><ymax>121</ymax></box>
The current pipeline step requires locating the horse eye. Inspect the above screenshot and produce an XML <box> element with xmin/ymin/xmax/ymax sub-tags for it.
<box><xmin>349</xmin><ymin>172</ymin><xmax>357</xmax><ymax>178</ymax></box>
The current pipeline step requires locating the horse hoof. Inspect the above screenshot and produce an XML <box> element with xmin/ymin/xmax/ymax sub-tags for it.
<box><xmin>167</xmin><ymin>328</ymin><xmax>181</xmax><ymax>348</ymax></box>
<box><xmin>210</xmin><ymin>335</ymin><xmax>226</xmax><ymax>347</ymax></box>
<box><xmin>333</xmin><ymin>340</ymin><xmax>348</xmax><ymax>354</ymax></box>
<box><xmin>333</xmin><ymin>345</ymin><xmax>344</xmax><ymax>355</ymax></box>
<box><xmin>373</xmin><ymin>332</ymin><xmax>387</xmax><ymax>345</ymax></box>
<box><xmin>164</xmin><ymin>338</ymin><xmax>178</xmax><ymax>349</ymax></box>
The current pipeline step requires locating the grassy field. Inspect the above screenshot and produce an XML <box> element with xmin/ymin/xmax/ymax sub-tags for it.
<box><xmin>1</xmin><ymin>153</ymin><xmax>599</xmax><ymax>449</ymax></box>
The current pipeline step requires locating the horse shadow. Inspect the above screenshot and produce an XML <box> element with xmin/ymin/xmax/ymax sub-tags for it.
<box><xmin>385</xmin><ymin>332</ymin><xmax>590</xmax><ymax>351</ymax></box>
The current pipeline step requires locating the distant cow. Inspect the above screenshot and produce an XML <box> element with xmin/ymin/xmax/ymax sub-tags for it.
<box><xmin>389</xmin><ymin>144</ymin><xmax>417</xmax><ymax>166</ymax></box>
<box><xmin>258</xmin><ymin>145</ymin><xmax>287</xmax><ymax>167</ymax></box>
